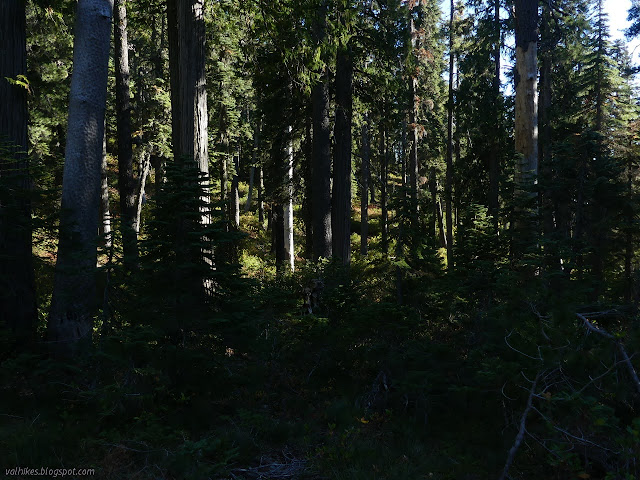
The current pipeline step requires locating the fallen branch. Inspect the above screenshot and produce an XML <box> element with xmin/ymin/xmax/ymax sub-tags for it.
<box><xmin>498</xmin><ymin>371</ymin><xmax>540</xmax><ymax>480</ymax></box>
<box><xmin>577</xmin><ymin>313</ymin><xmax>640</xmax><ymax>395</ymax></box>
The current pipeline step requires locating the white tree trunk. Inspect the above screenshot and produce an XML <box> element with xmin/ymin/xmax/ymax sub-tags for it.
<box><xmin>284</xmin><ymin>126</ymin><xmax>294</xmax><ymax>272</ymax></box>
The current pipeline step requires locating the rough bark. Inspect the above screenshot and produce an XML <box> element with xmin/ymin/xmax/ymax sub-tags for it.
<box><xmin>114</xmin><ymin>0</ymin><xmax>137</xmax><ymax>266</ymax></box>
<box><xmin>231</xmin><ymin>150</ymin><xmax>240</xmax><ymax>229</ymax></box>
<box><xmin>49</xmin><ymin>0</ymin><xmax>114</xmax><ymax>351</ymax></box>
<box><xmin>166</xmin><ymin>0</ymin><xmax>180</xmax><ymax>161</ymax></box>
<box><xmin>332</xmin><ymin>45</ymin><xmax>353</xmax><ymax>265</ymax></box>
<box><xmin>514</xmin><ymin>0</ymin><xmax>539</xmax><ymax>198</ymax></box>
<box><xmin>311</xmin><ymin>0</ymin><xmax>332</xmax><ymax>260</ymax></box>
<box><xmin>0</xmin><ymin>0</ymin><xmax>37</xmax><ymax>334</ymax></box>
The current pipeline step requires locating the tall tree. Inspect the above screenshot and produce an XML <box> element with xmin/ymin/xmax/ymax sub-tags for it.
<box><xmin>445</xmin><ymin>0</ymin><xmax>455</xmax><ymax>269</ymax></box>
<box><xmin>114</xmin><ymin>0</ymin><xmax>137</xmax><ymax>267</ymax></box>
<box><xmin>48</xmin><ymin>0</ymin><xmax>114</xmax><ymax>350</ymax></box>
<box><xmin>0</xmin><ymin>0</ymin><xmax>37</xmax><ymax>335</ymax></box>
<box><xmin>311</xmin><ymin>0</ymin><xmax>332</xmax><ymax>260</ymax></box>
<box><xmin>513</xmin><ymin>0</ymin><xmax>539</xmax><ymax>202</ymax></box>
<box><xmin>332</xmin><ymin>40</ymin><xmax>353</xmax><ymax>265</ymax></box>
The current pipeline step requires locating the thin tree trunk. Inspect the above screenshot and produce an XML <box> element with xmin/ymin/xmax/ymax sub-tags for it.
<box><xmin>488</xmin><ymin>0</ymin><xmax>500</xmax><ymax>227</ymax></box>
<box><xmin>49</xmin><ymin>0</ymin><xmax>114</xmax><ymax>351</ymax></box>
<box><xmin>445</xmin><ymin>0</ymin><xmax>455</xmax><ymax>269</ymax></box>
<box><xmin>100</xmin><ymin>125</ymin><xmax>112</xmax><ymax>248</ymax></box>
<box><xmin>258</xmin><ymin>166</ymin><xmax>265</xmax><ymax>229</ymax></box>
<box><xmin>626</xmin><ymin>151</ymin><xmax>634</xmax><ymax>302</ymax></box>
<box><xmin>380</xmin><ymin>125</ymin><xmax>388</xmax><ymax>254</ymax></box>
<box><xmin>231</xmin><ymin>150</ymin><xmax>240</xmax><ymax>229</ymax></box>
<box><xmin>332</xmin><ymin>44</ymin><xmax>353</xmax><ymax>265</ymax></box>
<box><xmin>408</xmin><ymin>15</ymin><xmax>420</xmax><ymax>231</ymax></box>
<box><xmin>361</xmin><ymin>114</ymin><xmax>370</xmax><ymax>256</ymax></box>
<box><xmin>0</xmin><ymin>0</ymin><xmax>37</xmax><ymax>335</ymax></box>
<box><xmin>284</xmin><ymin>126</ymin><xmax>295</xmax><ymax>271</ymax></box>
<box><xmin>114</xmin><ymin>0</ymin><xmax>137</xmax><ymax>266</ymax></box>
<box><xmin>134</xmin><ymin>151</ymin><xmax>151</xmax><ymax>234</ymax></box>
<box><xmin>303</xmin><ymin>111</ymin><xmax>314</xmax><ymax>257</ymax></box>
<box><xmin>429</xmin><ymin>166</ymin><xmax>437</xmax><ymax>243</ymax></box>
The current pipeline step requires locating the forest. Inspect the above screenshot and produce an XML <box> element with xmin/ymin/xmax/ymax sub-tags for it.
<box><xmin>2</xmin><ymin>0</ymin><xmax>640</xmax><ymax>478</ymax></box>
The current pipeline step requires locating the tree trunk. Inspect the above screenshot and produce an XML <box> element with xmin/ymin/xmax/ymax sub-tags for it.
<box><xmin>258</xmin><ymin>166</ymin><xmax>265</xmax><ymax>229</ymax></box>
<box><xmin>134</xmin><ymin>151</ymin><xmax>151</xmax><ymax>234</ymax></box>
<box><xmin>231</xmin><ymin>150</ymin><xmax>240</xmax><ymax>229</ymax></box>
<box><xmin>166</xmin><ymin>0</ymin><xmax>180</xmax><ymax>161</ymax></box>
<box><xmin>49</xmin><ymin>0</ymin><xmax>114</xmax><ymax>351</ymax></box>
<box><xmin>408</xmin><ymin>15</ymin><xmax>420</xmax><ymax>232</ymax></box>
<box><xmin>332</xmin><ymin>45</ymin><xmax>353</xmax><ymax>265</ymax></box>
<box><xmin>100</xmin><ymin>125</ymin><xmax>112</xmax><ymax>248</ymax></box>
<box><xmin>488</xmin><ymin>0</ymin><xmax>500</xmax><ymax>227</ymax></box>
<box><xmin>514</xmin><ymin>0</ymin><xmax>538</xmax><ymax>199</ymax></box>
<box><xmin>360</xmin><ymin>114</ymin><xmax>370</xmax><ymax>256</ymax></box>
<box><xmin>445</xmin><ymin>0</ymin><xmax>455</xmax><ymax>269</ymax></box>
<box><xmin>0</xmin><ymin>0</ymin><xmax>37</xmax><ymax>335</ymax></box>
<box><xmin>303</xmin><ymin>111</ymin><xmax>314</xmax><ymax>257</ymax></box>
<box><xmin>311</xmin><ymin>0</ymin><xmax>332</xmax><ymax>260</ymax></box>
<box><xmin>114</xmin><ymin>0</ymin><xmax>137</xmax><ymax>266</ymax></box>
<box><xmin>380</xmin><ymin>125</ymin><xmax>388</xmax><ymax>254</ymax></box>
<box><xmin>284</xmin><ymin>126</ymin><xmax>295</xmax><ymax>271</ymax></box>
<box><xmin>429</xmin><ymin>166</ymin><xmax>437</xmax><ymax>244</ymax></box>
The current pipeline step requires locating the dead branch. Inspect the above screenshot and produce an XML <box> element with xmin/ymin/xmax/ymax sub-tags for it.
<box><xmin>577</xmin><ymin>313</ymin><xmax>640</xmax><ymax>395</ymax></box>
<box><xmin>498</xmin><ymin>371</ymin><xmax>540</xmax><ymax>480</ymax></box>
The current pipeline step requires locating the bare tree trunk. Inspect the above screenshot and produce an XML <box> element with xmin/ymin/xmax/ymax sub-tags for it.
<box><xmin>303</xmin><ymin>111</ymin><xmax>314</xmax><ymax>257</ymax></box>
<box><xmin>488</xmin><ymin>0</ymin><xmax>500</xmax><ymax>227</ymax></box>
<box><xmin>100</xmin><ymin>125</ymin><xmax>112</xmax><ymax>248</ymax></box>
<box><xmin>445</xmin><ymin>0</ymin><xmax>455</xmax><ymax>269</ymax></box>
<box><xmin>429</xmin><ymin>166</ymin><xmax>437</xmax><ymax>244</ymax></box>
<box><xmin>231</xmin><ymin>149</ymin><xmax>240</xmax><ymax>229</ymax></box>
<box><xmin>332</xmin><ymin>44</ymin><xmax>353</xmax><ymax>265</ymax></box>
<box><xmin>514</xmin><ymin>0</ymin><xmax>539</xmax><ymax>199</ymax></box>
<box><xmin>360</xmin><ymin>114</ymin><xmax>370</xmax><ymax>256</ymax></box>
<box><xmin>380</xmin><ymin>125</ymin><xmax>388</xmax><ymax>254</ymax></box>
<box><xmin>134</xmin><ymin>151</ymin><xmax>151</xmax><ymax>234</ymax></box>
<box><xmin>408</xmin><ymin>15</ymin><xmax>420</xmax><ymax>231</ymax></box>
<box><xmin>114</xmin><ymin>0</ymin><xmax>137</xmax><ymax>266</ymax></box>
<box><xmin>311</xmin><ymin>0</ymin><xmax>332</xmax><ymax>260</ymax></box>
<box><xmin>258</xmin><ymin>166</ymin><xmax>265</xmax><ymax>229</ymax></box>
<box><xmin>284</xmin><ymin>126</ymin><xmax>294</xmax><ymax>271</ymax></box>
<box><xmin>0</xmin><ymin>0</ymin><xmax>37</xmax><ymax>335</ymax></box>
<box><xmin>49</xmin><ymin>0</ymin><xmax>114</xmax><ymax>352</ymax></box>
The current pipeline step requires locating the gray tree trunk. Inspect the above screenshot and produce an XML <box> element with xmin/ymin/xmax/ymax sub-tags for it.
<box><xmin>0</xmin><ymin>0</ymin><xmax>37</xmax><ymax>335</ymax></box>
<box><xmin>284</xmin><ymin>127</ymin><xmax>295</xmax><ymax>271</ymax></box>
<box><xmin>49</xmin><ymin>0</ymin><xmax>114</xmax><ymax>351</ymax></box>
<box><xmin>114</xmin><ymin>0</ymin><xmax>137</xmax><ymax>266</ymax></box>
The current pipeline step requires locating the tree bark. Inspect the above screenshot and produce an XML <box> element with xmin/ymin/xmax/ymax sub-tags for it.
<box><xmin>284</xmin><ymin>126</ymin><xmax>294</xmax><ymax>271</ymax></box>
<box><xmin>408</xmin><ymin>15</ymin><xmax>420</xmax><ymax>232</ymax></box>
<box><xmin>231</xmin><ymin>150</ymin><xmax>240</xmax><ymax>229</ymax></box>
<box><xmin>332</xmin><ymin>45</ymin><xmax>353</xmax><ymax>265</ymax></box>
<box><xmin>380</xmin><ymin>125</ymin><xmax>388</xmax><ymax>254</ymax></box>
<box><xmin>0</xmin><ymin>0</ymin><xmax>37</xmax><ymax>335</ymax></box>
<box><xmin>488</xmin><ymin>0</ymin><xmax>500</xmax><ymax>227</ymax></box>
<box><xmin>360</xmin><ymin>114</ymin><xmax>370</xmax><ymax>256</ymax></box>
<box><xmin>303</xmin><ymin>111</ymin><xmax>314</xmax><ymax>257</ymax></box>
<box><xmin>258</xmin><ymin>166</ymin><xmax>265</xmax><ymax>229</ymax></box>
<box><xmin>100</xmin><ymin>125</ymin><xmax>112</xmax><ymax>248</ymax></box>
<box><xmin>445</xmin><ymin>0</ymin><xmax>455</xmax><ymax>269</ymax></box>
<box><xmin>514</xmin><ymin>0</ymin><xmax>539</xmax><ymax>199</ymax></box>
<box><xmin>311</xmin><ymin>0</ymin><xmax>332</xmax><ymax>260</ymax></box>
<box><xmin>114</xmin><ymin>0</ymin><xmax>137</xmax><ymax>266</ymax></box>
<box><xmin>49</xmin><ymin>0</ymin><xmax>114</xmax><ymax>351</ymax></box>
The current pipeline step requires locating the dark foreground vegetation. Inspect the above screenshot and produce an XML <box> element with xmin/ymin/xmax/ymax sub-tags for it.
<box><xmin>3</xmin><ymin>0</ymin><xmax>640</xmax><ymax>478</ymax></box>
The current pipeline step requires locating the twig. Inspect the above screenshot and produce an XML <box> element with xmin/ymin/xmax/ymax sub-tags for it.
<box><xmin>577</xmin><ymin>313</ymin><xmax>640</xmax><ymax>395</ymax></box>
<box><xmin>498</xmin><ymin>371</ymin><xmax>540</xmax><ymax>480</ymax></box>
<box><xmin>505</xmin><ymin>330</ymin><xmax>543</xmax><ymax>361</ymax></box>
